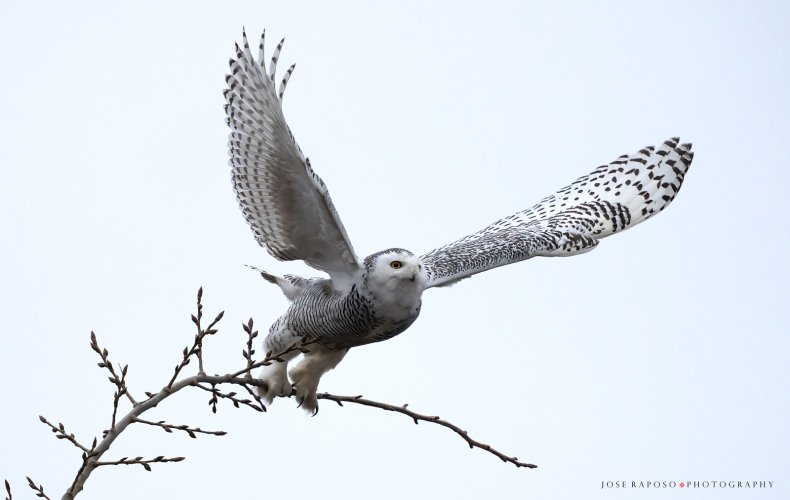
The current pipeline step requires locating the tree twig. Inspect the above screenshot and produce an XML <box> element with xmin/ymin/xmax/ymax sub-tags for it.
<box><xmin>195</xmin><ymin>382</ymin><xmax>266</xmax><ymax>413</ymax></box>
<box><xmin>95</xmin><ymin>456</ymin><xmax>185</xmax><ymax>472</ymax></box>
<box><xmin>25</xmin><ymin>477</ymin><xmax>50</xmax><ymax>500</ymax></box>
<box><xmin>108</xmin><ymin>364</ymin><xmax>128</xmax><ymax>433</ymax></box>
<box><xmin>242</xmin><ymin>318</ymin><xmax>258</xmax><ymax>375</ymax></box>
<box><xmin>133</xmin><ymin>418</ymin><xmax>227</xmax><ymax>438</ymax></box>
<box><xmin>89</xmin><ymin>333</ymin><xmax>137</xmax><ymax>406</ymax></box>
<box><xmin>316</xmin><ymin>393</ymin><xmax>536</xmax><ymax>468</ymax></box>
<box><xmin>168</xmin><ymin>287</ymin><xmax>224</xmax><ymax>388</ymax></box>
<box><xmin>37</xmin><ymin>416</ymin><xmax>90</xmax><ymax>455</ymax></box>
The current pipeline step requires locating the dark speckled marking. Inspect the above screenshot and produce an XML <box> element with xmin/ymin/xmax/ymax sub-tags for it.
<box><xmin>420</xmin><ymin>140</ymin><xmax>692</xmax><ymax>287</ymax></box>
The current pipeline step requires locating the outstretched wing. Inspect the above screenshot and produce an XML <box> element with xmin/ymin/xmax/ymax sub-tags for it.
<box><xmin>225</xmin><ymin>30</ymin><xmax>361</xmax><ymax>287</ymax></box>
<box><xmin>421</xmin><ymin>138</ymin><xmax>693</xmax><ymax>288</ymax></box>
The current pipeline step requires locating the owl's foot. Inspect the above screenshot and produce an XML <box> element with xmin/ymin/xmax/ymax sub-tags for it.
<box><xmin>288</xmin><ymin>347</ymin><xmax>349</xmax><ymax>416</ymax></box>
<box><xmin>289</xmin><ymin>364</ymin><xmax>321</xmax><ymax>416</ymax></box>
<box><xmin>256</xmin><ymin>360</ymin><xmax>293</xmax><ymax>404</ymax></box>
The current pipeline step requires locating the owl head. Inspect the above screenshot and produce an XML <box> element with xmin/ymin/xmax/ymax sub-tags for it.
<box><xmin>363</xmin><ymin>248</ymin><xmax>426</xmax><ymax>291</ymax></box>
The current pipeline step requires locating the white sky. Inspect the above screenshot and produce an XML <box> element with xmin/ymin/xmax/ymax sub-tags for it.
<box><xmin>1</xmin><ymin>1</ymin><xmax>788</xmax><ymax>499</ymax></box>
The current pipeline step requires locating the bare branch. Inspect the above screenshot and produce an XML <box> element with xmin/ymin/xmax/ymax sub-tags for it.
<box><xmin>242</xmin><ymin>318</ymin><xmax>258</xmax><ymax>375</ymax></box>
<box><xmin>89</xmin><ymin>332</ymin><xmax>137</xmax><ymax>406</ymax></box>
<box><xmin>37</xmin><ymin>416</ymin><xmax>90</xmax><ymax>454</ymax></box>
<box><xmin>316</xmin><ymin>393</ymin><xmax>537</xmax><ymax>469</ymax></box>
<box><xmin>25</xmin><ymin>477</ymin><xmax>50</xmax><ymax>500</ymax></box>
<box><xmin>195</xmin><ymin>382</ymin><xmax>265</xmax><ymax>413</ymax></box>
<box><xmin>95</xmin><ymin>456</ymin><xmax>185</xmax><ymax>472</ymax></box>
<box><xmin>193</xmin><ymin>287</ymin><xmax>205</xmax><ymax>374</ymax></box>
<box><xmin>108</xmin><ymin>364</ymin><xmax>129</xmax><ymax>433</ymax></box>
<box><xmin>133</xmin><ymin>418</ymin><xmax>227</xmax><ymax>438</ymax></box>
<box><xmin>238</xmin><ymin>376</ymin><xmax>266</xmax><ymax>410</ymax></box>
<box><xmin>227</xmin><ymin>343</ymin><xmax>310</xmax><ymax>380</ymax></box>
<box><xmin>4</xmin><ymin>479</ymin><xmax>12</xmax><ymax>500</ymax></box>
<box><xmin>169</xmin><ymin>288</ymin><xmax>225</xmax><ymax>387</ymax></box>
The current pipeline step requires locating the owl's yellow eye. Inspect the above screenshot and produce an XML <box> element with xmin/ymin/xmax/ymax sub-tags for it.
<box><xmin>389</xmin><ymin>261</ymin><xmax>403</xmax><ymax>269</ymax></box>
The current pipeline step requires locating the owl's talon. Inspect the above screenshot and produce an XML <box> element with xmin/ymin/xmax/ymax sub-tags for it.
<box><xmin>256</xmin><ymin>357</ymin><xmax>295</xmax><ymax>404</ymax></box>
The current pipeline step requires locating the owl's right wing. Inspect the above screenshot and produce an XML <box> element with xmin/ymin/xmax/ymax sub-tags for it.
<box><xmin>420</xmin><ymin>138</ymin><xmax>693</xmax><ymax>288</ymax></box>
<box><xmin>225</xmin><ymin>30</ymin><xmax>361</xmax><ymax>288</ymax></box>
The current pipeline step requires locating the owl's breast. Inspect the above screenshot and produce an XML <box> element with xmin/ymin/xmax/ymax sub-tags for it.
<box><xmin>363</xmin><ymin>300</ymin><xmax>422</xmax><ymax>344</ymax></box>
<box><xmin>283</xmin><ymin>280</ymin><xmax>422</xmax><ymax>349</ymax></box>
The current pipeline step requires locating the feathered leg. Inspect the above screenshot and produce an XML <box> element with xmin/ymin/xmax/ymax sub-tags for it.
<box><xmin>289</xmin><ymin>346</ymin><xmax>349</xmax><ymax>415</ymax></box>
<box><xmin>256</xmin><ymin>318</ymin><xmax>301</xmax><ymax>404</ymax></box>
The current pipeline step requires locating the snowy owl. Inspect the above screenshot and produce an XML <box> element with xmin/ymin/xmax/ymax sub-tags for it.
<box><xmin>224</xmin><ymin>30</ymin><xmax>694</xmax><ymax>414</ymax></box>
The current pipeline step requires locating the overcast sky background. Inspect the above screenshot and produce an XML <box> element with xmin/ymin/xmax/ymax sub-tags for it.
<box><xmin>1</xmin><ymin>1</ymin><xmax>788</xmax><ymax>499</ymax></box>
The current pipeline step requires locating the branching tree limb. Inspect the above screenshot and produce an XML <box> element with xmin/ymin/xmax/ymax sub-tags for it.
<box><xmin>316</xmin><ymin>394</ymin><xmax>535</xmax><ymax>468</ymax></box>
<box><xmin>5</xmin><ymin>288</ymin><xmax>535</xmax><ymax>499</ymax></box>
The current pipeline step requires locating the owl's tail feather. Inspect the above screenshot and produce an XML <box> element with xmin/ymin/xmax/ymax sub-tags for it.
<box><xmin>245</xmin><ymin>264</ymin><xmax>277</xmax><ymax>283</ymax></box>
<box><xmin>245</xmin><ymin>265</ymin><xmax>313</xmax><ymax>301</ymax></box>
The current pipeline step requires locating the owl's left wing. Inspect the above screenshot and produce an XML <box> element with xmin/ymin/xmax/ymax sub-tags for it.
<box><xmin>225</xmin><ymin>30</ymin><xmax>361</xmax><ymax>287</ymax></box>
<box><xmin>420</xmin><ymin>138</ymin><xmax>693</xmax><ymax>289</ymax></box>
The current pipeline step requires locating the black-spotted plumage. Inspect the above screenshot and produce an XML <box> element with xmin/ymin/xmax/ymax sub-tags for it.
<box><xmin>224</xmin><ymin>29</ymin><xmax>694</xmax><ymax>414</ymax></box>
<box><xmin>420</xmin><ymin>138</ymin><xmax>693</xmax><ymax>287</ymax></box>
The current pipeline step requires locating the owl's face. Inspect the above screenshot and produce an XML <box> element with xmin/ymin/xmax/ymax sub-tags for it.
<box><xmin>364</xmin><ymin>248</ymin><xmax>426</xmax><ymax>291</ymax></box>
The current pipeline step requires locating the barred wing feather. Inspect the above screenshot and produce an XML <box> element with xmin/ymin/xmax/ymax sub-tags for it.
<box><xmin>421</xmin><ymin>138</ymin><xmax>693</xmax><ymax>288</ymax></box>
<box><xmin>225</xmin><ymin>30</ymin><xmax>361</xmax><ymax>287</ymax></box>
